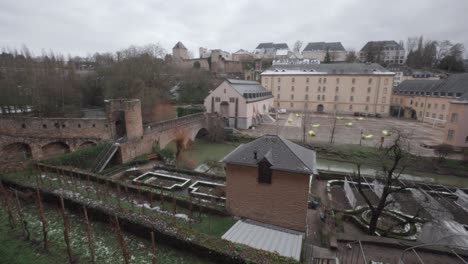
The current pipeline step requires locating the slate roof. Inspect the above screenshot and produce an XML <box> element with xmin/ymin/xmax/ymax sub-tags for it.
<box><xmin>226</xmin><ymin>79</ymin><xmax>273</xmax><ymax>102</ymax></box>
<box><xmin>222</xmin><ymin>135</ymin><xmax>317</xmax><ymax>175</ymax></box>
<box><xmin>394</xmin><ymin>73</ymin><xmax>468</xmax><ymax>103</ymax></box>
<box><xmin>360</xmin><ymin>40</ymin><xmax>404</xmax><ymax>51</ymax></box>
<box><xmin>173</xmin><ymin>41</ymin><xmax>186</xmax><ymax>49</ymax></box>
<box><xmin>303</xmin><ymin>42</ymin><xmax>346</xmax><ymax>52</ymax></box>
<box><xmin>255</xmin><ymin>42</ymin><xmax>289</xmax><ymax>50</ymax></box>
<box><xmin>262</xmin><ymin>63</ymin><xmax>393</xmax><ymax>75</ymax></box>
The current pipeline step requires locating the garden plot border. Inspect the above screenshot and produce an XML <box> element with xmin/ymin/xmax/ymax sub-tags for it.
<box><xmin>133</xmin><ymin>172</ymin><xmax>191</xmax><ymax>190</ymax></box>
<box><xmin>189</xmin><ymin>181</ymin><xmax>226</xmax><ymax>201</ymax></box>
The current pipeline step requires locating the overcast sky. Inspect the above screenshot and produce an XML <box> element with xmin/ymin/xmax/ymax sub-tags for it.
<box><xmin>1</xmin><ymin>0</ymin><xmax>467</xmax><ymax>58</ymax></box>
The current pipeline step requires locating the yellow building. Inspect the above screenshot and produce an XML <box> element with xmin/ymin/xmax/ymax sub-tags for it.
<box><xmin>391</xmin><ymin>73</ymin><xmax>468</xmax><ymax>149</ymax></box>
<box><xmin>260</xmin><ymin>63</ymin><xmax>394</xmax><ymax>116</ymax></box>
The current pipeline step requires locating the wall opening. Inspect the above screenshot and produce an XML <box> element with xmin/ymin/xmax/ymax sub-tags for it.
<box><xmin>1</xmin><ymin>143</ymin><xmax>32</xmax><ymax>162</ymax></box>
<box><xmin>41</xmin><ymin>141</ymin><xmax>71</xmax><ymax>158</ymax></box>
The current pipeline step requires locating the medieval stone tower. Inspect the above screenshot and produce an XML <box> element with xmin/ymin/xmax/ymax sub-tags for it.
<box><xmin>172</xmin><ymin>41</ymin><xmax>189</xmax><ymax>63</ymax></box>
<box><xmin>105</xmin><ymin>99</ymin><xmax>143</xmax><ymax>141</ymax></box>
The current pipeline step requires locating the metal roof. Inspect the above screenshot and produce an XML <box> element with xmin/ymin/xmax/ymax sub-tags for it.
<box><xmin>360</xmin><ymin>40</ymin><xmax>404</xmax><ymax>51</ymax></box>
<box><xmin>226</xmin><ymin>79</ymin><xmax>274</xmax><ymax>102</ymax></box>
<box><xmin>262</xmin><ymin>63</ymin><xmax>393</xmax><ymax>75</ymax></box>
<box><xmin>222</xmin><ymin>220</ymin><xmax>304</xmax><ymax>261</ymax></box>
<box><xmin>256</xmin><ymin>42</ymin><xmax>289</xmax><ymax>50</ymax></box>
<box><xmin>222</xmin><ymin>135</ymin><xmax>317</xmax><ymax>175</ymax></box>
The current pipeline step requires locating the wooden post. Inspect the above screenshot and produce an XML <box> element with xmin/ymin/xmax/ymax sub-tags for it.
<box><xmin>36</xmin><ymin>164</ymin><xmax>44</xmax><ymax>185</ymax></box>
<box><xmin>83</xmin><ymin>206</ymin><xmax>96</xmax><ymax>263</ymax></box>
<box><xmin>189</xmin><ymin>193</ymin><xmax>193</xmax><ymax>230</ymax></box>
<box><xmin>105</xmin><ymin>179</ymin><xmax>110</xmax><ymax>202</ymax></box>
<box><xmin>59</xmin><ymin>196</ymin><xmax>73</xmax><ymax>264</ymax></box>
<box><xmin>149</xmin><ymin>192</ymin><xmax>154</xmax><ymax>208</ymax></box>
<box><xmin>172</xmin><ymin>192</ymin><xmax>176</xmax><ymax>225</ymax></box>
<box><xmin>86</xmin><ymin>174</ymin><xmax>91</xmax><ymax>197</ymax></box>
<box><xmin>150</xmin><ymin>231</ymin><xmax>158</xmax><ymax>264</ymax></box>
<box><xmin>35</xmin><ymin>188</ymin><xmax>48</xmax><ymax>251</ymax></box>
<box><xmin>14</xmin><ymin>190</ymin><xmax>29</xmax><ymax>240</ymax></box>
<box><xmin>137</xmin><ymin>182</ymin><xmax>144</xmax><ymax>214</ymax></box>
<box><xmin>113</xmin><ymin>216</ymin><xmax>130</xmax><ymax>264</ymax></box>
<box><xmin>56</xmin><ymin>167</ymin><xmax>63</xmax><ymax>188</ymax></box>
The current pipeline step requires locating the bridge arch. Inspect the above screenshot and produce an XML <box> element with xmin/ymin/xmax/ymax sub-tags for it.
<box><xmin>41</xmin><ymin>141</ymin><xmax>71</xmax><ymax>158</ymax></box>
<box><xmin>78</xmin><ymin>141</ymin><xmax>97</xmax><ymax>149</ymax></box>
<box><xmin>1</xmin><ymin>142</ymin><xmax>32</xmax><ymax>162</ymax></box>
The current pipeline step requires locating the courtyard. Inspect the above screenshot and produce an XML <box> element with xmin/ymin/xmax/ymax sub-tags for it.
<box><xmin>243</xmin><ymin>112</ymin><xmax>448</xmax><ymax>157</ymax></box>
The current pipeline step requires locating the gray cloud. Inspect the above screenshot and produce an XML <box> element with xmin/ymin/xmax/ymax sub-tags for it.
<box><xmin>0</xmin><ymin>0</ymin><xmax>466</xmax><ymax>57</ymax></box>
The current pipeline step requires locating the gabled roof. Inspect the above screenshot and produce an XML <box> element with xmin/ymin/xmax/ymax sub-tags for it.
<box><xmin>262</xmin><ymin>63</ymin><xmax>394</xmax><ymax>75</ymax></box>
<box><xmin>173</xmin><ymin>41</ymin><xmax>187</xmax><ymax>49</ymax></box>
<box><xmin>222</xmin><ymin>135</ymin><xmax>317</xmax><ymax>175</ymax></box>
<box><xmin>303</xmin><ymin>42</ymin><xmax>346</xmax><ymax>52</ymax></box>
<box><xmin>255</xmin><ymin>42</ymin><xmax>289</xmax><ymax>50</ymax></box>
<box><xmin>234</xmin><ymin>49</ymin><xmax>252</xmax><ymax>55</ymax></box>
<box><xmin>394</xmin><ymin>73</ymin><xmax>468</xmax><ymax>100</ymax></box>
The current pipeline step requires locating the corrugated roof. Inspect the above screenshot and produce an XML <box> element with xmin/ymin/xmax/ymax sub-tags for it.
<box><xmin>262</xmin><ymin>63</ymin><xmax>393</xmax><ymax>75</ymax></box>
<box><xmin>303</xmin><ymin>42</ymin><xmax>346</xmax><ymax>52</ymax></box>
<box><xmin>222</xmin><ymin>135</ymin><xmax>317</xmax><ymax>174</ymax></box>
<box><xmin>222</xmin><ymin>220</ymin><xmax>304</xmax><ymax>261</ymax></box>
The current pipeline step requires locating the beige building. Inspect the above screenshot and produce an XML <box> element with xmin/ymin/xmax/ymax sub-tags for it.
<box><xmin>204</xmin><ymin>79</ymin><xmax>274</xmax><ymax>129</ymax></box>
<box><xmin>359</xmin><ymin>40</ymin><xmax>406</xmax><ymax>64</ymax></box>
<box><xmin>387</xmin><ymin>64</ymin><xmax>440</xmax><ymax>87</ymax></box>
<box><xmin>261</xmin><ymin>63</ymin><xmax>395</xmax><ymax>115</ymax></box>
<box><xmin>222</xmin><ymin>135</ymin><xmax>317</xmax><ymax>231</ymax></box>
<box><xmin>392</xmin><ymin>74</ymin><xmax>468</xmax><ymax>149</ymax></box>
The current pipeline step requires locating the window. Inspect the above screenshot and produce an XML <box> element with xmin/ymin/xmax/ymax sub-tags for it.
<box><xmin>305</xmin><ymin>94</ymin><xmax>309</xmax><ymax>100</ymax></box>
<box><xmin>336</xmin><ymin>78</ymin><xmax>340</xmax><ymax>84</ymax></box>
<box><xmin>257</xmin><ymin>159</ymin><xmax>272</xmax><ymax>184</ymax></box>
<box><xmin>384</xmin><ymin>78</ymin><xmax>389</xmax><ymax>85</ymax></box>
<box><xmin>428</xmin><ymin>103</ymin><xmax>431</xmax><ymax>109</ymax></box>
<box><xmin>451</xmin><ymin>113</ymin><xmax>458</xmax><ymax>123</ymax></box>
<box><xmin>43</xmin><ymin>124</ymin><xmax>47</xmax><ymax>129</ymax></box>
<box><xmin>351</xmin><ymin>87</ymin><xmax>355</xmax><ymax>93</ymax></box>
<box><xmin>319</xmin><ymin>78</ymin><xmax>322</xmax><ymax>84</ymax></box>
<box><xmin>367</xmin><ymin>87</ymin><xmax>371</xmax><ymax>93</ymax></box>
<box><xmin>215</xmin><ymin>97</ymin><xmax>221</xmax><ymax>102</ymax></box>
<box><xmin>336</xmin><ymin>87</ymin><xmax>339</xmax><ymax>92</ymax></box>
<box><xmin>21</xmin><ymin>124</ymin><xmax>26</xmax><ymax>129</ymax></box>
<box><xmin>415</xmin><ymin>102</ymin><xmax>418</xmax><ymax>107</ymax></box>
<box><xmin>324</xmin><ymin>78</ymin><xmax>327</xmax><ymax>84</ymax></box>
<box><xmin>466</xmin><ymin>136</ymin><xmax>468</xmax><ymax>143</ymax></box>
<box><xmin>366</xmin><ymin>96</ymin><xmax>370</xmax><ymax>102</ymax></box>
<box><xmin>278</xmin><ymin>86</ymin><xmax>281</xmax><ymax>91</ymax></box>
<box><xmin>410</xmin><ymin>100</ymin><xmax>413</xmax><ymax>105</ymax></box>
<box><xmin>447</xmin><ymin>130</ymin><xmax>455</xmax><ymax>141</ymax></box>
<box><xmin>350</xmin><ymin>96</ymin><xmax>354</xmax><ymax>102</ymax></box>
<box><xmin>368</xmin><ymin>78</ymin><xmax>373</xmax><ymax>85</ymax></box>
<box><xmin>290</xmin><ymin>102</ymin><xmax>294</xmax><ymax>107</ymax></box>
<box><xmin>278</xmin><ymin>77</ymin><xmax>281</xmax><ymax>83</ymax></box>
<box><xmin>292</xmin><ymin>77</ymin><xmax>295</xmax><ymax>83</ymax></box>
<box><xmin>322</xmin><ymin>95</ymin><xmax>325</xmax><ymax>100</ymax></box>
<box><xmin>432</xmin><ymin>113</ymin><xmax>436</xmax><ymax>118</ymax></box>
<box><xmin>224</xmin><ymin>89</ymin><xmax>226</xmax><ymax>94</ymax></box>
<box><xmin>317</xmin><ymin>95</ymin><xmax>321</xmax><ymax>100</ymax></box>
<box><xmin>306</xmin><ymin>86</ymin><xmax>309</xmax><ymax>92</ymax></box>
<box><xmin>380</xmin><ymin>105</ymin><xmax>385</xmax><ymax>112</ymax></box>
<box><xmin>439</xmin><ymin>114</ymin><xmax>444</xmax><ymax>120</ymax></box>
<box><xmin>291</xmin><ymin>86</ymin><xmax>295</xmax><ymax>91</ymax></box>
<box><xmin>318</xmin><ymin>86</ymin><xmax>321</xmax><ymax>92</ymax></box>
<box><xmin>277</xmin><ymin>94</ymin><xmax>280</xmax><ymax>99</ymax></box>
<box><xmin>421</xmin><ymin>103</ymin><xmax>424</xmax><ymax>108</ymax></box>
<box><xmin>382</xmin><ymin>97</ymin><xmax>386</xmax><ymax>103</ymax></box>
<box><xmin>323</xmin><ymin>87</ymin><xmax>326</xmax><ymax>92</ymax></box>
<box><xmin>349</xmin><ymin>104</ymin><xmax>353</xmax><ymax>110</ymax></box>
<box><xmin>306</xmin><ymin>78</ymin><xmax>309</xmax><ymax>83</ymax></box>
<box><xmin>229</xmin><ymin>97</ymin><xmax>235</xmax><ymax>103</ymax></box>
<box><xmin>291</xmin><ymin>94</ymin><xmax>294</xmax><ymax>100</ymax></box>
<box><xmin>92</xmin><ymin>124</ymin><xmax>96</xmax><ymax>128</ymax></box>
<box><xmin>78</xmin><ymin>124</ymin><xmax>81</xmax><ymax>128</ymax></box>
<box><xmin>419</xmin><ymin>111</ymin><xmax>422</xmax><ymax>117</ymax></box>
<box><xmin>383</xmin><ymin>88</ymin><xmax>388</xmax><ymax>94</ymax></box>
<box><xmin>334</xmin><ymin>95</ymin><xmax>338</xmax><ymax>101</ymax></box>
<box><xmin>352</xmin><ymin>78</ymin><xmax>356</xmax><ymax>84</ymax></box>
<box><xmin>365</xmin><ymin>105</ymin><xmax>369</xmax><ymax>111</ymax></box>
<box><xmin>434</xmin><ymin>103</ymin><xmax>438</xmax><ymax>109</ymax></box>
<box><xmin>426</xmin><ymin>112</ymin><xmax>429</xmax><ymax>117</ymax></box>
<box><xmin>442</xmin><ymin>104</ymin><xmax>446</xmax><ymax>110</ymax></box>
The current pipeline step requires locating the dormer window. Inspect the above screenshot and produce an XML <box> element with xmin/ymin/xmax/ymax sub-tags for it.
<box><xmin>258</xmin><ymin>158</ymin><xmax>272</xmax><ymax>184</ymax></box>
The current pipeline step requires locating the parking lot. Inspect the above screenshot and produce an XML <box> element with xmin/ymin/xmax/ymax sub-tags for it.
<box><xmin>244</xmin><ymin>112</ymin><xmax>447</xmax><ymax>157</ymax></box>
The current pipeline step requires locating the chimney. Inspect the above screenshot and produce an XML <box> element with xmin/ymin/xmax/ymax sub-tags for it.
<box><xmin>253</xmin><ymin>150</ymin><xmax>258</xmax><ymax>160</ymax></box>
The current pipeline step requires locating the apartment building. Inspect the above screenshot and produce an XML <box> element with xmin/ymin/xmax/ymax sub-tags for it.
<box><xmin>302</xmin><ymin>42</ymin><xmax>347</xmax><ymax>62</ymax></box>
<box><xmin>253</xmin><ymin>42</ymin><xmax>289</xmax><ymax>59</ymax></box>
<box><xmin>261</xmin><ymin>63</ymin><xmax>394</xmax><ymax>115</ymax></box>
<box><xmin>392</xmin><ymin>73</ymin><xmax>468</xmax><ymax>149</ymax></box>
<box><xmin>359</xmin><ymin>41</ymin><xmax>406</xmax><ymax>64</ymax></box>
<box><xmin>387</xmin><ymin>64</ymin><xmax>440</xmax><ymax>87</ymax></box>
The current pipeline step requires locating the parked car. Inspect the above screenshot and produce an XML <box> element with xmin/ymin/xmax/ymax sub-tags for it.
<box><xmin>278</xmin><ymin>108</ymin><xmax>287</xmax><ymax>113</ymax></box>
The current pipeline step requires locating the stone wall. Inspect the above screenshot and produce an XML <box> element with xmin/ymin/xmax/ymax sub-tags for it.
<box><xmin>225</xmin><ymin>164</ymin><xmax>309</xmax><ymax>232</ymax></box>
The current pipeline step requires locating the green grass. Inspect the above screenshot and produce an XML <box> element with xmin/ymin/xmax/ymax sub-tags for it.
<box><xmin>193</xmin><ymin>214</ymin><xmax>237</xmax><ymax>237</ymax></box>
<box><xmin>45</xmin><ymin>143</ymin><xmax>111</xmax><ymax>170</ymax></box>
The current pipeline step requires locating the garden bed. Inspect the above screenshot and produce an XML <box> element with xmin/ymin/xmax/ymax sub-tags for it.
<box><xmin>133</xmin><ymin>172</ymin><xmax>191</xmax><ymax>190</ymax></box>
<box><xmin>189</xmin><ymin>181</ymin><xmax>226</xmax><ymax>201</ymax></box>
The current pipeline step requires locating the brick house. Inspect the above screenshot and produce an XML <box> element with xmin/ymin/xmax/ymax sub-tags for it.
<box><xmin>222</xmin><ymin>135</ymin><xmax>317</xmax><ymax>232</ymax></box>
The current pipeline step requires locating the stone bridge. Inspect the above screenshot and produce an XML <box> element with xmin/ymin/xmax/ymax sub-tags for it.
<box><xmin>0</xmin><ymin>99</ymin><xmax>217</xmax><ymax>166</ymax></box>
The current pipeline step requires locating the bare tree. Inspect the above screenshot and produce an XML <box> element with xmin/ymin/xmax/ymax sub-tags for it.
<box><xmin>293</xmin><ymin>40</ymin><xmax>303</xmax><ymax>53</ymax></box>
<box><xmin>345</xmin><ymin>50</ymin><xmax>357</xmax><ymax>63</ymax></box>
<box><xmin>328</xmin><ymin>113</ymin><xmax>338</xmax><ymax>144</ymax></box>
<box><xmin>354</xmin><ymin>130</ymin><xmax>412</xmax><ymax>235</ymax></box>
<box><xmin>301</xmin><ymin>105</ymin><xmax>312</xmax><ymax>143</ymax></box>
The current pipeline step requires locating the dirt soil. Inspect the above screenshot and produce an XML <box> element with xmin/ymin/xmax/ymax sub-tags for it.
<box><xmin>392</xmin><ymin>191</ymin><xmax>433</xmax><ymax>220</ymax></box>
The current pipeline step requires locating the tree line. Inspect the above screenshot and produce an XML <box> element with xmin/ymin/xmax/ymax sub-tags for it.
<box><xmin>0</xmin><ymin>44</ymin><xmax>216</xmax><ymax>121</ymax></box>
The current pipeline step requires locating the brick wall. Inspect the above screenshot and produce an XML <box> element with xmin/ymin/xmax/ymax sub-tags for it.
<box><xmin>225</xmin><ymin>164</ymin><xmax>309</xmax><ymax>232</ymax></box>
